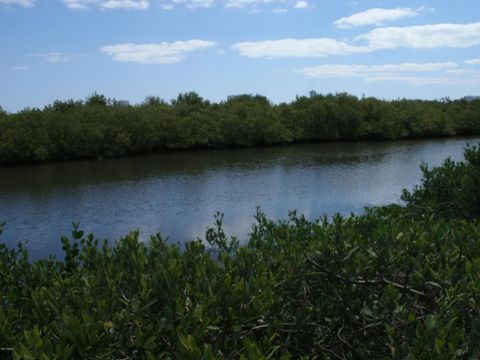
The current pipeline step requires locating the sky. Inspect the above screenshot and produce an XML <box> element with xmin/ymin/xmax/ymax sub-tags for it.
<box><xmin>1</xmin><ymin>0</ymin><xmax>480</xmax><ymax>112</ymax></box>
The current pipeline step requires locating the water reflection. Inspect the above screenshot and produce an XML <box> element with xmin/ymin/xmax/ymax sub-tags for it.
<box><xmin>0</xmin><ymin>136</ymin><xmax>478</xmax><ymax>259</ymax></box>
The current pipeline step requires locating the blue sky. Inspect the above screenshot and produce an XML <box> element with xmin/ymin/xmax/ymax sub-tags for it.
<box><xmin>1</xmin><ymin>0</ymin><xmax>479</xmax><ymax>112</ymax></box>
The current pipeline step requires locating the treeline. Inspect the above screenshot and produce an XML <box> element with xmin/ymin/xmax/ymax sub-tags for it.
<box><xmin>0</xmin><ymin>92</ymin><xmax>480</xmax><ymax>165</ymax></box>
<box><xmin>1</xmin><ymin>145</ymin><xmax>480</xmax><ymax>358</ymax></box>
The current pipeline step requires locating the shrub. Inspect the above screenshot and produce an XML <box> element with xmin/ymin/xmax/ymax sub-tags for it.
<box><xmin>402</xmin><ymin>144</ymin><xmax>480</xmax><ymax>220</ymax></box>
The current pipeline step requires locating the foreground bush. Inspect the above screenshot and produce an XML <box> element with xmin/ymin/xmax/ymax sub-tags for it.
<box><xmin>1</xmin><ymin>146</ymin><xmax>479</xmax><ymax>359</ymax></box>
<box><xmin>402</xmin><ymin>144</ymin><xmax>480</xmax><ymax>220</ymax></box>
<box><xmin>1</xmin><ymin>209</ymin><xmax>480</xmax><ymax>359</ymax></box>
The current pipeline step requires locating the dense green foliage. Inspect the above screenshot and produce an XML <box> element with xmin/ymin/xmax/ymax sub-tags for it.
<box><xmin>1</xmin><ymin>92</ymin><xmax>480</xmax><ymax>165</ymax></box>
<box><xmin>1</xmin><ymin>146</ymin><xmax>480</xmax><ymax>358</ymax></box>
<box><xmin>402</xmin><ymin>144</ymin><xmax>480</xmax><ymax>220</ymax></box>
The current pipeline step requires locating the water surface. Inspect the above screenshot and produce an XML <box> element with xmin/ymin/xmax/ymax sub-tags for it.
<box><xmin>0</xmin><ymin>137</ymin><xmax>478</xmax><ymax>259</ymax></box>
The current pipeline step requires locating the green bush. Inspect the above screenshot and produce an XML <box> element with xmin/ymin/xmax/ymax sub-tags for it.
<box><xmin>1</xmin><ymin>208</ymin><xmax>480</xmax><ymax>359</ymax></box>
<box><xmin>402</xmin><ymin>144</ymin><xmax>480</xmax><ymax>220</ymax></box>
<box><xmin>0</xmin><ymin>93</ymin><xmax>479</xmax><ymax>165</ymax></box>
<box><xmin>1</xmin><ymin>146</ymin><xmax>480</xmax><ymax>358</ymax></box>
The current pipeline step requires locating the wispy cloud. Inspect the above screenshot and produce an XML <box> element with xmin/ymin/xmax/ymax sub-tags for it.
<box><xmin>12</xmin><ymin>66</ymin><xmax>30</xmax><ymax>70</ymax></box>
<box><xmin>224</xmin><ymin>0</ymin><xmax>305</xmax><ymax>11</ymax></box>
<box><xmin>63</xmin><ymin>0</ymin><xmax>94</xmax><ymax>9</ymax></box>
<box><xmin>445</xmin><ymin>69</ymin><xmax>478</xmax><ymax>75</ymax></box>
<box><xmin>63</xmin><ymin>0</ymin><xmax>308</xmax><ymax>11</ymax></box>
<box><xmin>224</xmin><ymin>0</ymin><xmax>276</xmax><ymax>9</ymax></box>
<box><xmin>334</xmin><ymin>8</ymin><xmax>420</xmax><ymax>29</ymax></box>
<box><xmin>365</xmin><ymin>75</ymin><xmax>480</xmax><ymax>86</ymax></box>
<box><xmin>162</xmin><ymin>0</ymin><xmax>252</xmax><ymax>10</ymax></box>
<box><xmin>296</xmin><ymin>62</ymin><xmax>458</xmax><ymax>78</ymax></box>
<box><xmin>295</xmin><ymin>61</ymin><xmax>480</xmax><ymax>86</ymax></box>
<box><xmin>232</xmin><ymin>38</ymin><xmax>367</xmax><ymax>58</ymax></box>
<box><xmin>28</xmin><ymin>52</ymin><xmax>85</xmax><ymax>63</ymax></box>
<box><xmin>466</xmin><ymin>58</ymin><xmax>480</xmax><ymax>65</ymax></box>
<box><xmin>0</xmin><ymin>0</ymin><xmax>35</xmax><ymax>7</ymax></box>
<box><xmin>169</xmin><ymin>0</ymin><xmax>213</xmax><ymax>9</ymax></box>
<box><xmin>63</xmin><ymin>0</ymin><xmax>149</xmax><ymax>10</ymax></box>
<box><xmin>102</xmin><ymin>0</ymin><xmax>149</xmax><ymax>9</ymax></box>
<box><xmin>100</xmin><ymin>40</ymin><xmax>216</xmax><ymax>64</ymax></box>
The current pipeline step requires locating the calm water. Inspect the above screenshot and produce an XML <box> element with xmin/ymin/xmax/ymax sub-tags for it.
<box><xmin>1</xmin><ymin>136</ymin><xmax>479</xmax><ymax>259</ymax></box>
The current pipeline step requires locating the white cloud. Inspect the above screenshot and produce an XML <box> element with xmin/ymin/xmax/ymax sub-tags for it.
<box><xmin>334</xmin><ymin>8</ymin><xmax>419</xmax><ymax>29</ymax></box>
<box><xmin>100</xmin><ymin>40</ymin><xmax>216</xmax><ymax>64</ymax></box>
<box><xmin>232</xmin><ymin>38</ymin><xmax>367</xmax><ymax>58</ymax></box>
<box><xmin>466</xmin><ymin>58</ymin><xmax>480</xmax><ymax>65</ymax></box>
<box><xmin>445</xmin><ymin>69</ymin><xmax>477</xmax><ymax>75</ymax></box>
<box><xmin>357</xmin><ymin>22</ymin><xmax>480</xmax><ymax>50</ymax></box>
<box><xmin>63</xmin><ymin>0</ymin><xmax>149</xmax><ymax>10</ymax></box>
<box><xmin>213</xmin><ymin>0</ymin><xmax>312</xmax><ymax>11</ymax></box>
<box><xmin>29</xmin><ymin>52</ymin><xmax>81</xmax><ymax>63</ymax></box>
<box><xmin>0</xmin><ymin>0</ymin><xmax>35</xmax><ymax>7</ymax></box>
<box><xmin>296</xmin><ymin>62</ymin><xmax>458</xmax><ymax>78</ymax></box>
<box><xmin>365</xmin><ymin>75</ymin><xmax>480</xmax><ymax>86</ymax></box>
<box><xmin>225</xmin><ymin>0</ymin><xmax>275</xmax><ymax>8</ymax></box>
<box><xmin>63</xmin><ymin>0</ymin><xmax>308</xmax><ymax>10</ymax></box>
<box><xmin>233</xmin><ymin>22</ymin><xmax>480</xmax><ymax>60</ymax></box>
<box><xmin>63</xmin><ymin>0</ymin><xmax>94</xmax><ymax>9</ymax></box>
<box><xmin>171</xmin><ymin>0</ymin><xmax>213</xmax><ymax>8</ymax></box>
<box><xmin>293</xmin><ymin>1</ymin><xmax>308</xmax><ymax>9</ymax></box>
<box><xmin>271</xmin><ymin>7</ymin><xmax>286</xmax><ymax>13</ymax></box>
<box><xmin>223</xmin><ymin>0</ymin><xmax>308</xmax><ymax>11</ymax></box>
<box><xmin>12</xmin><ymin>66</ymin><xmax>30</xmax><ymax>70</ymax></box>
<box><xmin>295</xmin><ymin>61</ymin><xmax>480</xmax><ymax>86</ymax></box>
<box><xmin>102</xmin><ymin>0</ymin><xmax>149</xmax><ymax>9</ymax></box>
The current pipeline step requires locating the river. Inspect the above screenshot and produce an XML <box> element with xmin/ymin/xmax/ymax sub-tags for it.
<box><xmin>0</xmin><ymin>136</ymin><xmax>479</xmax><ymax>259</ymax></box>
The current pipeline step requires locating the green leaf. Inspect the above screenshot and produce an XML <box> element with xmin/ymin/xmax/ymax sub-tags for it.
<box><xmin>425</xmin><ymin>315</ymin><xmax>437</xmax><ymax>331</ymax></box>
